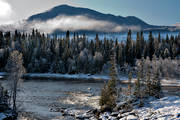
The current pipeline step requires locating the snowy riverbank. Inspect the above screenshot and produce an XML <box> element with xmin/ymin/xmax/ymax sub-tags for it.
<box><xmin>0</xmin><ymin>72</ymin><xmax>179</xmax><ymax>120</ymax></box>
<box><xmin>96</xmin><ymin>96</ymin><xmax>180</xmax><ymax>120</ymax></box>
<box><xmin>0</xmin><ymin>72</ymin><xmax>180</xmax><ymax>86</ymax></box>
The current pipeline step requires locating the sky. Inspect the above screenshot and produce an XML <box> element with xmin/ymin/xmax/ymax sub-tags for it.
<box><xmin>0</xmin><ymin>0</ymin><xmax>180</xmax><ymax>26</ymax></box>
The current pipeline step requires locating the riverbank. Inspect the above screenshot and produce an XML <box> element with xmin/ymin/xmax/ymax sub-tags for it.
<box><xmin>0</xmin><ymin>72</ymin><xmax>180</xmax><ymax>87</ymax></box>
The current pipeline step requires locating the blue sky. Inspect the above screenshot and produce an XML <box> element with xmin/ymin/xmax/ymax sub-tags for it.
<box><xmin>0</xmin><ymin>0</ymin><xmax>179</xmax><ymax>25</ymax></box>
<box><xmin>76</xmin><ymin>0</ymin><xmax>180</xmax><ymax>26</ymax></box>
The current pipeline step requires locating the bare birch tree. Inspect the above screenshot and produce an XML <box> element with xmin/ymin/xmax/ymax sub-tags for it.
<box><xmin>5</xmin><ymin>50</ymin><xmax>26</xmax><ymax>111</ymax></box>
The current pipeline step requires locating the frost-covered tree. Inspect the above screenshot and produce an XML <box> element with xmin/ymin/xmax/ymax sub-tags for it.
<box><xmin>93</xmin><ymin>52</ymin><xmax>103</xmax><ymax>73</ymax></box>
<box><xmin>99</xmin><ymin>50</ymin><xmax>118</xmax><ymax>111</ymax></box>
<box><xmin>0</xmin><ymin>30</ymin><xmax>179</xmax><ymax>75</ymax></box>
<box><xmin>5</xmin><ymin>50</ymin><xmax>26</xmax><ymax>111</ymax></box>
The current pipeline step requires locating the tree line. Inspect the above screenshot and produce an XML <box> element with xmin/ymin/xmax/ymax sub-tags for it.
<box><xmin>0</xmin><ymin>29</ymin><xmax>179</xmax><ymax>74</ymax></box>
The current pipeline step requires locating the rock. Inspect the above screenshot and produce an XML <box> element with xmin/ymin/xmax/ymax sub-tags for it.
<box><xmin>62</xmin><ymin>112</ymin><xmax>69</xmax><ymax>116</ymax></box>
<box><xmin>75</xmin><ymin>112</ymin><xmax>93</xmax><ymax>120</ymax></box>
<box><xmin>108</xmin><ymin>116</ymin><xmax>118</xmax><ymax>120</ymax></box>
<box><xmin>88</xmin><ymin>108</ymin><xmax>100</xmax><ymax>118</ymax></box>
<box><xmin>176</xmin><ymin>113</ymin><xmax>180</xmax><ymax>118</ymax></box>
<box><xmin>126</xmin><ymin>115</ymin><xmax>138</xmax><ymax>120</ymax></box>
<box><xmin>117</xmin><ymin>111</ymin><xmax>139</xmax><ymax>120</ymax></box>
<box><xmin>49</xmin><ymin>107</ymin><xmax>61</xmax><ymax>112</ymax></box>
<box><xmin>87</xmin><ymin>109</ymin><xmax>98</xmax><ymax>114</ymax></box>
<box><xmin>63</xmin><ymin>109</ymin><xmax>74</xmax><ymax>116</ymax></box>
<box><xmin>83</xmin><ymin>112</ymin><xmax>93</xmax><ymax>118</ymax></box>
<box><xmin>87</xmin><ymin>87</ymin><xmax>91</xmax><ymax>90</ymax></box>
<box><xmin>117</xmin><ymin>113</ymin><xmax>123</xmax><ymax>119</ymax></box>
<box><xmin>120</xmin><ymin>112</ymin><xmax>131</xmax><ymax>118</ymax></box>
<box><xmin>89</xmin><ymin>116</ymin><xmax>98</xmax><ymax>120</ymax></box>
<box><xmin>110</xmin><ymin>112</ymin><xmax>119</xmax><ymax>117</ymax></box>
<box><xmin>75</xmin><ymin>114</ymin><xmax>85</xmax><ymax>120</ymax></box>
<box><xmin>99</xmin><ymin>112</ymin><xmax>110</xmax><ymax>120</ymax></box>
<box><xmin>119</xmin><ymin>109</ymin><xmax>128</xmax><ymax>114</ymax></box>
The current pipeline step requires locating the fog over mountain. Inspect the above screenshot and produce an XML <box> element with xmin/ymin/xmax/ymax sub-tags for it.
<box><xmin>0</xmin><ymin>4</ymin><xmax>179</xmax><ymax>33</ymax></box>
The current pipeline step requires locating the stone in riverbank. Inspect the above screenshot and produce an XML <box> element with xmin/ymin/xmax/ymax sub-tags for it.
<box><xmin>66</xmin><ymin>96</ymin><xmax>180</xmax><ymax>120</ymax></box>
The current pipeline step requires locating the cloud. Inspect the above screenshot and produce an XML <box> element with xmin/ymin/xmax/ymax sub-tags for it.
<box><xmin>0</xmin><ymin>15</ymin><xmax>141</xmax><ymax>33</ymax></box>
<box><xmin>28</xmin><ymin>15</ymin><xmax>141</xmax><ymax>33</ymax></box>
<box><xmin>0</xmin><ymin>0</ymin><xmax>13</xmax><ymax>25</ymax></box>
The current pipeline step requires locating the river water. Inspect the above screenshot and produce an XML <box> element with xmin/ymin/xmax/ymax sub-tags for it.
<box><xmin>17</xmin><ymin>80</ymin><xmax>103</xmax><ymax>119</ymax></box>
<box><xmin>13</xmin><ymin>79</ymin><xmax>180</xmax><ymax>120</ymax></box>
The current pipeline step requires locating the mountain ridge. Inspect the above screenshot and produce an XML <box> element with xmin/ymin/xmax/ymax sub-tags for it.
<box><xmin>1</xmin><ymin>4</ymin><xmax>178</xmax><ymax>33</ymax></box>
<box><xmin>27</xmin><ymin>4</ymin><xmax>155</xmax><ymax>29</ymax></box>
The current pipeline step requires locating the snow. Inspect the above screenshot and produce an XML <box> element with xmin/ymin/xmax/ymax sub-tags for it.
<box><xmin>24</xmin><ymin>73</ymin><xmax>110</xmax><ymax>81</ymax></box>
<box><xmin>99</xmin><ymin>96</ymin><xmax>180</xmax><ymax>120</ymax></box>
<box><xmin>0</xmin><ymin>72</ymin><xmax>128</xmax><ymax>82</ymax></box>
<box><xmin>130</xmin><ymin>96</ymin><xmax>180</xmax><ymax>120</ymax></box>
<box><xmin>0</xmin><ymin>72</ymin><xmax>8</xmax><ymax>79</ymax></box>
<box><xmin>126</xmin><ymin>115</ymin><xmax>138</xmax><ymax>120</ymax></box>
<box><xmin>1</xmin><ymin>72</ymin><xmax>179</xmax><ymax>86</ymax></box>
<box><xmin>161</xmin><ymin>78</ymin><xmax>180</xmax><ymax>87</ymax></box>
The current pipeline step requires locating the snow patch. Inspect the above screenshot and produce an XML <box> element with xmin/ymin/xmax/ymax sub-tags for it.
<box><xmin>132</xmin><ymin>96</ymin><xmax>180</xmax><ymax>119</ymax></box>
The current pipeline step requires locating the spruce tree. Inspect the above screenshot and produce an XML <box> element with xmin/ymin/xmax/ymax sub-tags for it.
<box><xmin>145</xmin><ymin>55</ymin><xmax>163</xmax><ymax>98</ymax></box>
<box><xmin>118</xmin><ymin>45</ymin><xmax>124</xmax><ymax>66</ymax></box>
<box><xmin>152</xmin><ymin>55</ymin><xmax>163</xmax><ymax>98</ymax></box>
<box><xmin>125</xmin><ymin>30</ymin><xmax>134</xmax><ymax>65</ymax></box>
<box><xmin>140</xmin><ymin>31</ymin><xmax>145</xmax><ymax>52</ymax></box>
<box><xmin>136</xmin><ymin>32</ymin><xmax>141</xmax><ymax>59</ymax></box>
<box><xmin>172</xmin><ymin>43</ymin><xmax>177</xmax><ymax>58</ymax></box>
<box><xmin>99</xmin><ymin>49</ymin><xmax>118</xmax><ymax>111</ymax></box>
<box><xmin>148</xmin><ymin>31</ymin><xmax>155</xmax><ymax>60</ymax></box>
<box><xmin>158</xmin><ymin>32</ymin><xmax>161</xmax><ymax>43</ymax></box>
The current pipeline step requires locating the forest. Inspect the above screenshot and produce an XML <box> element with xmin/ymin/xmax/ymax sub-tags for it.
<box><xmin>0</xmin><ymin>30</ymin><xmax>179</xmax><ymax>76</ymax></box>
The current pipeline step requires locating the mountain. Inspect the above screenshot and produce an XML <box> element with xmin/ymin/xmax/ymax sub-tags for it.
<box><xmin>27</xmin><ymin>4</ymin><xmax>157</xmax><ymax>30</ymax></box>
<box><xmin>1</xmin><ymin>4</ymin><xmax>178</xmax><ymax>33</ymax></box>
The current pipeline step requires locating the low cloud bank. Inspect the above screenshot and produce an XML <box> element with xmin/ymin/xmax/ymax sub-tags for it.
<box><xmin>30</xmin><ymin>15</ymin><xmax>141</xmax><ymax>33</ymax></box>
<box><xmin>0</xmin><ymin>15</ymin><xmax>141</xmax><ymax>33</ymax></box>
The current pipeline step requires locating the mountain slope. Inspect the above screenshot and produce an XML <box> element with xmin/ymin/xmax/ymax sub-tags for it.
<box><xmin>2</xmin><ymin>4</ymin><xmax>175</xmax><ymax>33</ymax></box>
<box><xmin>27</xmin><ymin>4</ymin><xmax>153</xmax><ymax>29</ymax></box>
